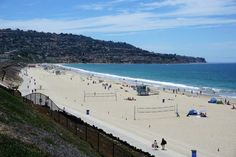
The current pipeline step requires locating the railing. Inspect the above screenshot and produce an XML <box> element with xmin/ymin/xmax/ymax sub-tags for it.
<box><xmin>23</xmin><ymin>92</ymin><xmax>153</xmax><ymax>157</ymax></box>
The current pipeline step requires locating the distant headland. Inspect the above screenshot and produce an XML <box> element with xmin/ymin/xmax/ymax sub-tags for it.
<box><xmin>0</xmin><ymin>28</ymin><xmax>206</xmax><ymax>64</ymax></box>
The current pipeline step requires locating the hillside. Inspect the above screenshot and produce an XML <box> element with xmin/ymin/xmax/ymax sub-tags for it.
<box><xmin>0</xmin><ymin>87</ymin><xmax>101</xmax><ymax>157</ymax></box>
<box><xmin>0</xmin><ymin>62</ymin><xmax>24</xmax><ymax>89</ymax></box>
<box><xmin>0</xmin><ymin>29</ymin><xmax>206</xmax><ymax>64</ymax></box>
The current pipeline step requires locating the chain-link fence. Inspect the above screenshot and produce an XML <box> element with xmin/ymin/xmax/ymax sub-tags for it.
<box><xmin>23</xmin><ymin>92</ymin><xmax>152</xmax><ymax>157</ymax></box>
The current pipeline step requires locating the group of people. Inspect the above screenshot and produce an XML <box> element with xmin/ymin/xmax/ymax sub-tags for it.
<box><xmin>27</xmin><ymin>77</ymin><xmax>37</xmax><ymax>93</ymax></box>
<box><xmin>224</xmin><ymin>99</ymin><xmax>231</xmax><ymax>105</ymax></box>
<box><xmin>152</xmin><ymin>138</ymin><xmax>167</xmax><ymax>150</ymax></box>
<box><xmin>126</xmin><ymin>97</ymin><xmax>136</xmax><ymax>101</ymax></box>
<box><xmin>224</xmin><ymin>99</ymin><xmax>236</xmax><ymax>110</ymax></box>
<box><xmin>102</xmin><ymin>83</ymin><xmax>112</xmax><ymax>90</ymax></box>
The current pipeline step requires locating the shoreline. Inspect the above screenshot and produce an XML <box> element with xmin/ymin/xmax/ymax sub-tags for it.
<box><xmin>59</xmin><ymin>64</ymin><xmax>236</xmax><ymax>101</ymax></box>
<box><xmin>18</xmin><ymin>64</ymin><xmax>236</xmax><ymax>157</ymax></box>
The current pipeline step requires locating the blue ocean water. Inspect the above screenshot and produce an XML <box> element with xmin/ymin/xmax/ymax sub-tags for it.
<box><xmin>64</xmin><ymin>63</ymin><xmax>236</xmax><ymax>98</ymax></box>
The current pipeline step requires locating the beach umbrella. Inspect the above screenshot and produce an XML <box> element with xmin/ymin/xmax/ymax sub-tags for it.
<box><xmin>187</xmin><ymin>108</ymin><xmax>198</xmax><ymax>116</ymax></box>
<box><xmin>208</xmin><ymin>97</ymin><xmax>217</xmax><ymax>103</ymax></box>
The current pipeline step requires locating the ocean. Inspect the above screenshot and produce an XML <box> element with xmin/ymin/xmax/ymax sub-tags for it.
<box><xmin>64</xmin><ymin>63</ymin><xmax>236</xmax><ymax>98</ymax></box>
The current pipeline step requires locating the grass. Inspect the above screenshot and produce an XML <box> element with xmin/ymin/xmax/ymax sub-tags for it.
<box><xmin>0</xmin><ymin>134</ymin><xmax>49</xmax><ymax>157</ymax></box>
<box><xmin>43</xmin><ymin>137</ymin><xmax>55</xmax><ymax>145</ymax></box>
<box><xmin>0</xmin><ymin>88</ymin><xmax>53</xmax><ymax>130</ymax></box>
<box><xmin>0</xmin><ymin>87</ymin><xmax>101</xmax><ymax>157</ymax></box>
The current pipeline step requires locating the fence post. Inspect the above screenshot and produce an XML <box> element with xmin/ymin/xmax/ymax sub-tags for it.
<box><xmin>75</xmin><ymin>123</ymin><xmax>77</xmax><ymax>135</ymax></box>
<box><xmin>40</xmin><ymin>93</ymin><xmax>41</xmax><ymax>105</ymax></box>
<box><xmin>85</xmin><ymin>124</ymin><xmax>87</xmax><ymax>141</ymax></box>
<box><xmin>50</xmin><ymin>100</ymin><xmax>52</xmax><ymax>116</ymax></box>
<box><xmin>34</xmin><ymin>93</ymin><xmax>36</xmax><ymax>104</ymax></box>
<box><xmin>97</xmin><ymin>132</ymin><xmax>100</xmax><ymax>152</ymax></box>
<box><xmin>112</xmin><ymin>142</ymin><xmax>115</xmax><ymax>157</ymax></box>
<box><xmin>58</xmin><ymin>111</ymin><xmax>60</xmax><ymax>123</ymax></box>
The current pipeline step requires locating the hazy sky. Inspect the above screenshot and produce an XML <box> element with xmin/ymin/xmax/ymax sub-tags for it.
<box><xmin>0</xmin><ymin>0</ymin><xmax>236</xmax><ymax>62</ymax></box>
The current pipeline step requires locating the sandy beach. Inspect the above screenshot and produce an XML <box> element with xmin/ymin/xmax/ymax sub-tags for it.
<box><xmin>18</xmin><ymin>65</ymin><xmax>236</xmax><ymax>157</ymax></box>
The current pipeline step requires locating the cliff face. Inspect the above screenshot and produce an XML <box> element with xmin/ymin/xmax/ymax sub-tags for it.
<box><xmin>0</xmin><ymin>29</ymin><xmax>206</xmax><ymax>64</ymax></box>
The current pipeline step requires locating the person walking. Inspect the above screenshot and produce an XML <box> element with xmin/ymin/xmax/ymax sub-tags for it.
<box><xmin>161</xmin><ymin>138</ymin><xmax>167</xmax><ymax>150</ymax></box>
<box><xmin>152</xmin><ymin>140</ymin><xmax>158</xmax><ymax>150</ymax></box>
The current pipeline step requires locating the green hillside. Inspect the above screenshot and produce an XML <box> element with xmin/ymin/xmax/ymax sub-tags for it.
<box><xmin>0</xmin><ymin>87</ymin><xmax>101</xmax><ymax>157</ymax></box>
<box><xmin>0</xmin><ymin>29</ymin><xmax>206</xmax><ymax>64</ymax></box>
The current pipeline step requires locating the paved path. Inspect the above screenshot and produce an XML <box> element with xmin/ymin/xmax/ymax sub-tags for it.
<box><xmin>63</xmin><ymin>105</ymin><xmax>187</xmax><ymax>157</ymax></box>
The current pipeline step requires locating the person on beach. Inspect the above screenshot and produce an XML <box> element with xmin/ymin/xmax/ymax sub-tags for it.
<box><xmin>176</xmin><ymin>111</ymin><xmax>180</xmax><ymax>117</ymax></box>
<box><xmin>232</xmin><ymin>104</ymin><xmax>235</xmax><ymax>110</ymax></box>
<box><xmin>152</xmin><ymin>140</ymin><xmax>158</xmax><ymax>150</ymax></box>
<box><xmin>161</xmin><ymin>138</ymin><xmax>167</xmax><ymax>150</ymax></box>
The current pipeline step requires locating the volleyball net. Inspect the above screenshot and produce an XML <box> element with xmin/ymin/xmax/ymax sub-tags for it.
<box><xmin>134</xmin><ymin>104</ymin><xmax>178</xmax><ymax>120</ymax></box>
<box><xmin>83</xmin><ymin>92</ymin><xmax>117</xmax><ymax>102</ymax></box>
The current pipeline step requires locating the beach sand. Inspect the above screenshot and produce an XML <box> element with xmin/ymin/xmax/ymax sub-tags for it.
<box><xmin>19</xmin><ymin>65</ymin><xmax>236</xmax><ymax>157</ymax></box>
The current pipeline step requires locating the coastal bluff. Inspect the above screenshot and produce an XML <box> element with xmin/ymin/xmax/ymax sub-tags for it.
<box><xmin>0</xmin><ymin>28</ymin><xmax>206</xmax><ymax>64</ymax></box>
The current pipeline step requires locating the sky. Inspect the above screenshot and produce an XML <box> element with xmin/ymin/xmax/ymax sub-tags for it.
<box><xmin>0</xmin><ymin>0</ymin><xmax>236</xmax><ymax>63</ymax></box>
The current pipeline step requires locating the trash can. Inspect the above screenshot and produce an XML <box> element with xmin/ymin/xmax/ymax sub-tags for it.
<box><xmin>191</xmin><ymin>150</ymin><xmax>197</xmax><ymax>157</ymax></box>
<box><xmin>86</xmin><ymin>110</ymin><xmax>90</xmax><ymax>115</ymax></box>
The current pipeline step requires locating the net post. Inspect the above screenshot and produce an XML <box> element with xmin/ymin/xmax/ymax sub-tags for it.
<box><xmin>134</xmin><ymin>105</ymin><xmax>136</xmax><ymax>120</ymax></box>
<box><xmin>176</xmin><ymin>104</ymin><xmax>179</xmax><ymax>117</ymax></box>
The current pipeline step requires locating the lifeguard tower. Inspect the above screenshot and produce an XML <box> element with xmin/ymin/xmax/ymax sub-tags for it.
<box><xmin>136</xmin><ymin>85</ymin><xmax>150</xmax><ymax>96</ymax></box>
